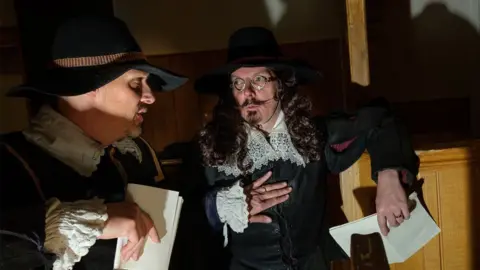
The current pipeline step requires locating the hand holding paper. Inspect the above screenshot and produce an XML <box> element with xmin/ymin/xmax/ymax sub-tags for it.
<box><xmin>100</xmin><ymin>201</ymin><xmax>160</xmax><ymax>262</ymax></box>
<box><xmin>376</xmin><ymin>169</ymin><xmax>411</xmax><ymax>235</ymax></box>
<box><xmin>330</xmin><ymin>192</ymin><xmax>441</xmax><ymax>264</ymax></box>
<box><xmin>113</xmin><ymin>184</ymin><xmax>184</xmax><ymax>270</ymax></box>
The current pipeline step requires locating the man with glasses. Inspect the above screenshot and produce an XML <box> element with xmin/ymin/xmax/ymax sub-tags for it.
<box><xmin>195</xmin><ymin>27</ymin><xmax>419</xmax><ymax>270</ymax></box>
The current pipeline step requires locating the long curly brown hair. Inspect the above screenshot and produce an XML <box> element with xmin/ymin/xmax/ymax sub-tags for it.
<box><xmin>197</xmin><ymin>70</ymin><xmax>323</xmax><ymax>173</ymax></box>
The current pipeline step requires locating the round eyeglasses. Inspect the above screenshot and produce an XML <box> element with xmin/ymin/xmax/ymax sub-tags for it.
<box><xmin>231</xmin><ymin>75</ymin><xmax>277</xmax><ymax>92</ymax></box>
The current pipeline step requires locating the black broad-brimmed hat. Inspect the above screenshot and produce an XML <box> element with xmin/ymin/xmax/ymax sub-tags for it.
<box><xmin>8</xmin><ymin>15</ymin><xmax>188</xmax><ymax>98</ymax></box>
<box><xmin>194</xmin><ymin>26</ymin><xmax>322</xmax><ymax>95</ymax></box>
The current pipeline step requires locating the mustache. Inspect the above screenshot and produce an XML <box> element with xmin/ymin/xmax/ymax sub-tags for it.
<box><xmin>240</xmin><ymin>98</ymin><xmax>274</xmax><ymax>108</ymax></box>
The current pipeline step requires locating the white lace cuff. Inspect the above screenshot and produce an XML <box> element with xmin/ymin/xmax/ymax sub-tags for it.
<box><xmin>216</xmin><ymin>181</ymin><xmax>249</xmax><ymax>246</ymax></box>
<box><xmin>44</xmin><ymin>197</ymin><xmax>108</xmax><ymax>270</ymax></box>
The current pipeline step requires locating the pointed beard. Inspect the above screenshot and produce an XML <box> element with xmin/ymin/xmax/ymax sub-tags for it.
<box><xmin>246</xmin><ymin>110</ymin><xmax>261</xmax><ymax>124</ymax></box>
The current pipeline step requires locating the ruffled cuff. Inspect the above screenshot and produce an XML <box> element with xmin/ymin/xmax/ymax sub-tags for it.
<box><xmin>216</xmin><ymin>181</ymin><xmax>249</xmax><ymax>246</ymax></box>
<box><xmin>44</xmin><ymin>197</ymin><xmax>108</xmax><ymax>270</ymax></box>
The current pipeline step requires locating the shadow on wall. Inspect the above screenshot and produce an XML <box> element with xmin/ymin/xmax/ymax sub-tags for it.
<box><xmin>271</xmin><ymin>0</ymin><xmax>343</xmax><ymax>44</ymax></box>
<box><xmin>113</xmin><ymin>0</ymin><xmax>343</xmax><ymax>56</ymax></box>
<box><xmin>355</xmin><ymin>2</ymin><xmax>480</xmax><ymax>138</ymax></box>
<box><xmin>410</xmin><ymin>3</ymin><xmax>480</xmax><ymax>98</ymax></box>
<box><xmin>361</xmin><ymin>1</ymin><xmax>480</xmax><ymax>101</ymax></box>
<box><xmin>410</xmin><ymin>3</ymin><xmax>480</xmax><ymax>135</ymax></box>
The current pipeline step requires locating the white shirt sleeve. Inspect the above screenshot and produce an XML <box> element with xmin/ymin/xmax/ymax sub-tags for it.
<box><xmin>44</xmin><ymin>197</ymin><xmax>108</xmax><ymax>270</ymax></box>
<box><xmin>216</xmin><ymin>181</ymin><xmax>249</xmax><ymax>246</ymax></box>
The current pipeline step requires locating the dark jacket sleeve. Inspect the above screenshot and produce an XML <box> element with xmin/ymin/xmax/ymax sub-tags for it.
<box><xmin>203</xmin><ymin>189</ymin><xmax>223</xmax><ymax>231</ymax></box>
<box><xmin>317</xmin><ymin>98</ymin><xmax>419</xmax><ymax>184</ymax></box>
<box><xmin>0</xmin><ymin>145</ymin><xmax>54</xmax><ymax>270</ymax></box>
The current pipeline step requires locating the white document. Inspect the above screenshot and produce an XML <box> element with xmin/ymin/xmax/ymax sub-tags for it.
<box><xmin>329</xmin><ymin>192</ymin><xmax>440</xmax><ymax>264</ymax></box>
<box><xmin>113</xmin><ymin>183</ymin><xmax>184</xmax><ymax>270</ymax></box>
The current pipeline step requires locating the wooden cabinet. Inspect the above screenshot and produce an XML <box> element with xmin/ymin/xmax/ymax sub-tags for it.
<box><xmin>339</xmin><ymin>140</ymin><xmax>480</xmax><ymax>269</ymax></box>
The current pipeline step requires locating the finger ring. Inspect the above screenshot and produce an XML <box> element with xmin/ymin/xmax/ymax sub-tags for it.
<box><xmin>263</xmin><ymin>187</ymin><xmax>268</xmax><ymax>193</ymax></box>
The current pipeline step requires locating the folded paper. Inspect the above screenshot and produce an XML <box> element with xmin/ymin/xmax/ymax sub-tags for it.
<box><xmin>329</xmin><ymin>192</ymin><xmax>440</xmax><ymax>264</ymax></box>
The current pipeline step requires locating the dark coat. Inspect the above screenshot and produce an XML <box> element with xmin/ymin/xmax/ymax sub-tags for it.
<box><xmin>203</xmin><ymin>99</ymin><xmax>419</xmax><ymax>270</ymax></box>
<box><xmin>0</xmin><ymin>130</ymin><xmax>227</xmax><ymax>270</ymax></box>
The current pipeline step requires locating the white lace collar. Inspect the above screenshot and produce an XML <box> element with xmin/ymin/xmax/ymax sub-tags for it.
<box><xmin>215</xmin><ymin>111</ymin><xmax>306</xmax><ymax>177</ymax></box>
<box><xmin>23</xmin><ymin>106</ymin><xmax>142</xmax><ymax>177</ymax></box>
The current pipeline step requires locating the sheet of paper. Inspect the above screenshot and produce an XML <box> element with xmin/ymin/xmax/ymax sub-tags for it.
<box><xmin>113</xmin><ymin>184</ymin><xmax>183</xmax><ymax>270</ymax></box>
<box><xmin>329</xmin><ymin>192</ymin><xmax>441</xmax><ymax>264</ymax></box>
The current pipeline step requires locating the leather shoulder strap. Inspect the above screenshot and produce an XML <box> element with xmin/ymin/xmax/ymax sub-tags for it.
<box><xmin>137</xmin><ymin>137</ymin><xmax>165</xmax><ymax>182</ymax></box>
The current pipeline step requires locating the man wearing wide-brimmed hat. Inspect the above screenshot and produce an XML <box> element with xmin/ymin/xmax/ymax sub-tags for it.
<box><xmin>196</xmin><ymin>27</ymin><xmax>419</xmax><ymax>270</ymax></box>
<box><xmin>0</xmin><ymin>16</ymin><xmax>187</xmax><ymax>269</ymax></box>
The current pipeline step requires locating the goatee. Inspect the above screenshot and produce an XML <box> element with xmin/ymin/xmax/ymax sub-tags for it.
<box><xmin>246</xmin><ymin>111</ymin><xmax>261</xmax><ymax>124</ymax></box>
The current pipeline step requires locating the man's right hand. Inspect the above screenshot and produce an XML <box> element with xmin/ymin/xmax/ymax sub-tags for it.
<box><xmin>244</xmin><ymin>171</ymin><xmax>292</xmax><ymax>223</ymax></box>
<box><xmin>98</xmin><ymin>202</ymin><xmax>159</xmax><ymax>263</ymax></box>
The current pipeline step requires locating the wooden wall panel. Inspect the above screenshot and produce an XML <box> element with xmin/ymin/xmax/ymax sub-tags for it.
<box><xmin>144</xmin><ymin>39</ymin><xmax>345</xmax><ymax>150</ymax></box>
<box><xmin>0</xmin><ymin>26</ymin><xmax>23</xmax><ymax>74</ymax></box>
<box><xmin>0</xmin><ymin>27</ymin><xmax>29</xmax><ymax>133</ymax></box>
<box><xmin>340</xmin><ymin>140</ymin><xmax>480</xmax><ymax>270</ymax></box>
<box><xmin>141</xmin><ymin>57</ymin><xmax>178</xmax><ymax>151</ymax></box>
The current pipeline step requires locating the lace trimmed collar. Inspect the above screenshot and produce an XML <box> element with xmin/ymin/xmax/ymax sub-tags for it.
<box><xmin>214</xmin><ymin>111</ymin><xmax>306</xmax><ymax>177</ymax></box>
<box><xmin>23</xmin><ymin>106</ymin><xmax>142</xmax><ymax>177</ymax></box>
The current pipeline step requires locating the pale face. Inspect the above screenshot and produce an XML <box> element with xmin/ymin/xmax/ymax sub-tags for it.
<box><xmin>231</xmin><ymin>67</ymin><xmax>278</xmax><ymax>125</ymax></box>
<box><xmin>93</xmin><ymin>69</ymin><xmax>155</xmax><ymax>139</ymax></box>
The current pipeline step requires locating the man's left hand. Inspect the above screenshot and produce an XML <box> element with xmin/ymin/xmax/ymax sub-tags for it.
<box><xmin>375</xmin><ymin>169</ymin><xmax>410</xmax><ymax>236</ymax></box>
